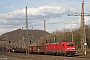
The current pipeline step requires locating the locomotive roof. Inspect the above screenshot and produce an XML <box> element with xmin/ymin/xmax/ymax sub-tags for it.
<box><xmin>46</xmin><ymin>41</ymin><xmax>74</xmax><ymax>45</ymax></box>
<box><xmin>50</xmin><ymin>42</ymin><xmax>61</xmax><ymax>44</ymax></box>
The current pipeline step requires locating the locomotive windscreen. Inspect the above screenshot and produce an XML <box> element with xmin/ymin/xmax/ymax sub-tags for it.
<box><xmin>66</xmin><ymin>44</ymin><xmax>74</xmax><ymax>46</ymax></box>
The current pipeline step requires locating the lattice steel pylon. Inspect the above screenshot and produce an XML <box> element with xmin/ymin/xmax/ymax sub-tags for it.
<box><xmin>68</xmin><ymin>1</ymin><xmax>90</xmax><ymax>55</ymax></box>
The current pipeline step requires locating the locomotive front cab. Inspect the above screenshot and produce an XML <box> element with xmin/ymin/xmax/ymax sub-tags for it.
<box><xmin>62</xmin><ymin>42</ymin><xmax>76</xmax><ymax>56</ymax></box>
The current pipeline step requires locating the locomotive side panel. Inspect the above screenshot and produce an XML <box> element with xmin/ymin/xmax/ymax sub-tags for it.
<box><xmin>45</xmin><ymin>42</ymin><xmax>62</xmax><ymax>55</ymax></box>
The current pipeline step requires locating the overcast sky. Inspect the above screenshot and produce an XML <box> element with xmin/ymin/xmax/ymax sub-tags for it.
<box><xmin>0</xmin><ymin>0</ymin><xmax>90</xmax><ymax>35</ymax></box>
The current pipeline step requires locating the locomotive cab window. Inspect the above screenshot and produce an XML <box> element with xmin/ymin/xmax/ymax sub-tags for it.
<box><xmin>67</xmin><ymin>44</ymin><xmax>74</xmax><ymax>46</ymax></box>
<box><xmin>63</xmin><ymin>44</ymin><xmax>64</xmax><ymax>46</ymax></box>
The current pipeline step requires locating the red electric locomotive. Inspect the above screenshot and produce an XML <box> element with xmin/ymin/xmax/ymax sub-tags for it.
<box><xmin>45</xmin><ymin>42</ymin><xmax>76</xmax><ymax>56</ymax></box>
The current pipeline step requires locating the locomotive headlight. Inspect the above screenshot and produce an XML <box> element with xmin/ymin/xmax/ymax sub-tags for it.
<box><xmin>67</xmin><ymin>48</ymin><xmax>69</xmax><ymax>49</ymax></box>
<box><xmin>72</xmin><ymin>48</ymin><xmax>75</xmax><ymax>49</ymax></box>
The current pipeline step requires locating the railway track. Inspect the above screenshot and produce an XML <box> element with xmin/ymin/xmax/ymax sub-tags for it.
<box><xmin>0</xmin><ymin>51</ymin><xmax>90</xmax><ymax>60</ymax></box>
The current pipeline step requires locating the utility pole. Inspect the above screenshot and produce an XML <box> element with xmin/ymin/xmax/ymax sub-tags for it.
<box><xmin>71</xmin><ymin>31</ymin><xmax>73</xmax><ymax>42</ymax></box>
<box><xmin>68</xmin><ymin>1</ymin><xmax>90</xmax><ymax>55</ymax></box>
<box><xmin>6</xmin><ymin>33</ymin><xmax>8</xmax><ymax>52</ymax></box>
<box><xmin>44</xmin><ymin>20</ymin><xmax>46</xmax><ymax>45</ymax></box>
<box><xmin>25</xmin><ymin>6</ymin><xmax>29</xmax><ymax>55</ymax></box>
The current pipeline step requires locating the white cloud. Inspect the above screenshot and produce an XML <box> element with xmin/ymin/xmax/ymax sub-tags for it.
<box><xmin>0</xmin><ymin>29</ymin><xmax>6</xmax><ymax>34</ymax></box>
<box><xmin>9</xmin><ymin>6</ymin><xmax>15</xmax><ymax>8</ymax></box>
<box><xmin>85</xmin><ymin>17</ymin><xmax>90</xmax><ymax>25</ymax></box>
<box><xmin>0</xmin><ymin>5</ymin><xmax>77</xmax><ymax>34</ymax></box>
<box><xmin>28</xmin><ymin>5</ymin><xmax>75</xmax><ymax>17</ymax></box>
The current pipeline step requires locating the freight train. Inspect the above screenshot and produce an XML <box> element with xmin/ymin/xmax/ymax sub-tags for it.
<box><xmin>6</xmin><ymin>41</ymin><xmax>76</xmax><ymax>56</ymax></box>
